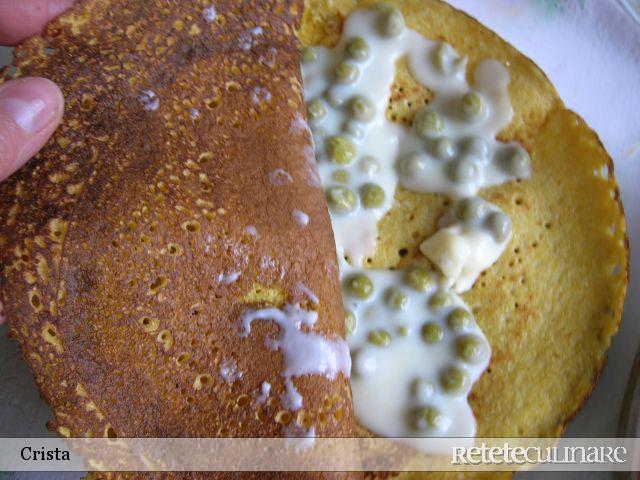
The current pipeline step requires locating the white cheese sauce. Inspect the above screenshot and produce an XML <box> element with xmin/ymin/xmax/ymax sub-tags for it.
<box><xmin>302</xmin><ymin>7</ymin><xmax>529</xmax><ymax>264</ymax></box>
<box><xmin>239</xmin><ymin>304</ymin><xmax>352</xmax><ymax>411</ymax></box>
<box><xmin>219</xmin><ymin>358</ymin><xmax>243</xmax><ymax>384</ymax></box>
<box><xmin>217</xmin><ymin>271</ymin><xmax>241</xmax><ymax>285</ymax></box>
<box><xmin>139</xmin><ymin>89</ymin><xmax>159</xmax><ymax>111</ymax></box>
<box><xmin>244</xmin><ymin>225</ymin><xmax>259</xmax><ymax>237</ymax></box>
<box><xmin>291</xmin><ymin>209</ymin><xmax>310</xmax><ymax>227</ymax></box>
<box><xmin>283</xmin><ymin>424</ymin><xmax>317</xmax><ymax>452</ymax></box>
<box><xmin>301</xmin><ymin>5</ymin><xmax>531</xmax><ymax>448</ymax></box>
<box><xmin>240</xmin><ymin>304</ymin><xmax>351</xmax><ymax>381</ymax></box>
<box><xmin>268</xmin><ymin>168</ymin><xmax>293</xmax><ymax>186</ymax></box>
<box><xmin>281</xmin><ymin>378</ymin><xmax>304</xmax><ymax>411</ymax></box>
<box><xmin>202</xmin><ymin>5</ymin><xmax>217</xmax><ymax>23</ymax></box>
<box><xmin>256</xmin><ymin>381</ymin><xmax>271</xmax><ymax>404</ymax></box>
<box><xmin>342</xmin><ymin>259</ymin><xmax>489</xmax><ymax>447</ymax></box>
<box><xmin>294</xmin><ymin>282</ymin><xmax>319</xmax><ymax>305</ymax></box>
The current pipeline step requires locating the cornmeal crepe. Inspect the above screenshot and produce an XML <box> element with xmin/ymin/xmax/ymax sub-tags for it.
<box><xmin>0</xmin><ymin>0</ymin><xmax>355</xmax><ymax>453</ymax></box>
<box><xmin>300</xmin><ymin>0</ymin><xmax>628</xmax><ymax>467</ymax></box>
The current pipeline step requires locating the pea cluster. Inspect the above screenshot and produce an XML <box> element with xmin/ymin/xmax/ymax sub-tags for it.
<box><xmin>342</xmin><ymin>265</ymin><xmax>489</xmax><ymax>432</ymax></box>
<box><xmin>302</xmin><ymin>6</ymin><xmax>409</xmax><ymax>219</ymax></box>
<box><xmin>399</xmin><ymin>103</ymin><xmax>532</xmax><ymax>188</ymax></box>
<box><xmin>453</xmin><ymin>196</ymin><xmax>512</xmax><ymax>242</ymax></box>
<box><xmin>397</xmin><ymin>40</ymin><xmax>530</xmax><ymax>188</ymax></box>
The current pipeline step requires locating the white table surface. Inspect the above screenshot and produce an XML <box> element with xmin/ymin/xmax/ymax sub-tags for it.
<box><xmin>0</xmin><ymin>1</ymin><xmax>638</xmax><ymax>478</ymax></box>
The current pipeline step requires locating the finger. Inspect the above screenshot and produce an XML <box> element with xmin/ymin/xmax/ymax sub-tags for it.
<box><xmin>0</xmin><ymin>77</ymin><xmax>64</xmax><ymax>182</ymax></box>
<box><xmin>0</xmin><ymin>0</ymin><xmax>75</xmax><ymax>45</ymax></box>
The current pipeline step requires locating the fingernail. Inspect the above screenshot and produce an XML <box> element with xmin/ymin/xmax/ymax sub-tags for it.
<box><xmin>0</xmin><ymin>78</ymin><xmax>63</xmax><ymax>135</ymax></box>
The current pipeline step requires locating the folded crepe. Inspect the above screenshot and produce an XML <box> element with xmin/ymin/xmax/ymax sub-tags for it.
<box><xmin>0</xmin><ymin>0</ymin><xmax>355</xmax><ymax>448</ymax></box>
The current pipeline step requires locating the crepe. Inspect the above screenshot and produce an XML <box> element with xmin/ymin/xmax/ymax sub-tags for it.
<box><xmin>300</xmin><ymin>0</ymin><xmax>628</xmax><ymax>471</ymax></box>
<box><xmin>0</xmin><ymin>0</ymin><xmax>355</xmax><ymax>457</ymax></box>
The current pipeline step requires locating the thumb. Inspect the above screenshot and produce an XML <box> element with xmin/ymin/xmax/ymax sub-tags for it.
<box><xmin>0</xmin><ymin>77</ymin><xmax>64</xmax><ymax>182</ymax></box>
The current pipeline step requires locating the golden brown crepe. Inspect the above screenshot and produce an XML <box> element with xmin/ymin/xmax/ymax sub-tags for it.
<box><xmin>300</xmin><ymin>0</ymin><xmax>628</xmax><ymax>476</ymax></box>
<box><xmin>0</xmin><ymin>0</ymin><xmax>355</xmax><ymax>452</ymax></box>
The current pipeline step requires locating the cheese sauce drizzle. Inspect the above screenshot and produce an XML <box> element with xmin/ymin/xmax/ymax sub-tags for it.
<box><xmin>301</xmin><ymin>5</ymin><xmax>531</xmax><ymax>450</ymax></box>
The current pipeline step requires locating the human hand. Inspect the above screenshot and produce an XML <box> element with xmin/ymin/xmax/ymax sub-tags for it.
<box><xmin>0</xmin><ymin>0</ymin><xmax>73</xmax><ymax>182</ymax></box>
<box><xmin>0</xmin><ymin>0</ymin><xmax>75</xmax><ymax>325</ymax></box>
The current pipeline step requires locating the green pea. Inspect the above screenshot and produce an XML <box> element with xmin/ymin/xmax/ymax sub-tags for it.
<box><xmin>326</xmin><ymin>136</ymin><xmax>356</xmax><ymax>165</ymax></box>
<box><xmin>429</xmin><ymin>291</ymin><xmax>451</xmax><ymax>309</ymax></box>
<box><xmin>447</xmin><ymin>158</ymin><xmax>477</xmax><ymax>182</ymax></box>
<box><xmin>414</xmin><ymin>108</ymin><xmax>443</xmax><ymax>139</ymax></box>
<box><xmin>461</xmin><ymin>136</ymin><xmax>489</xmax><ymax>157</ymax></box>
<box><xmin>385</xmin><ymin>287</ymin><xmax>409</xmax><ymax>310</ymax></box>
<box><xmin>412</xmin><ymin>406</ymin><xmax>443</xmax><ymax>430</ymax></box>
<box><xmin>360</xmin><ymin>183</ymin><xmax>385</xmax><ymax>209</ymax></box>
<box><xmin>433</xmin><ymin>136</ymin><xmax>455</xmax><ymax>160</ymax></box>
<box><xmin>455</xmin><ymin>197</ymin><xmax>487</xmax><ymax>222</ymax></box>
<box><xmin>334</xmin><ymin>61</ymin><xmax>359</xmax><ymax>84</ymax></box>
<box><xmin>456</xmin><ymin>334</ymin><xmax>486</xmax><ymax>364</ymax></box>
<box><xmin>503</xmin><ymin>146</ymin><xmax>531</xmax><ymax>177</ymax></box>
<box><xmin>432</xmin><ymin>43</ymin><xmax>450</xmax><ymax>73</ymax></box>
<box><xmin>331</xmin><ymin>169</ymin><xmax>351</xmax><ymax>184</ymax></box>
<box><xmin>440</xmin><ymin>366</ymin><xmax>467</xmax><ymax>393</ymax></box>
<box><xmin>405</xmin><ymin>267</ymin><xmax>435</xmax><ymax>291</ymax></box>
<box><xmin>399</xmin><ymin>152</ymin><xmax>425</xmax><ymax>176</ymax></box>
<box><xmin>368</xmin><ymin>329</ymin><xmax>391</xmax><ymax>347</ymax></box>
<box><xmin>350</xmin><ymin>96</ymin><xmax>375</xmax><ymax>122</ymax></box>
<box><xmin>307</xmin><ymin>98</ymin><xmax>326</xmax><ymax>122</ymax></box>
<box><xmin>460</xmin><ymin>91</ymin><xmax>485</xmax><ymax>120</ymax></box>
<box><xmin>326</xmin><ymin>186</ymin><xmax>357</xmax><ymax>214</ymax></box>
<box><xmin>447</xmin><ymin>307</ymin><xmax>471</xmax><ymax>331</ymax></box>
<box><xmin>345</xmin><ymin>309</ymin><xmax>357</xmax><ymax>336</ymax></box>
<box><xmin>433</xmin><ymin>43</ymin><xmax>467</xmax><ymax>76</ymax></box>
<box><xmin>421</xmin><ymin>322</ymin><xmax>443</xmax><ymax>344</ymax></box>
<box><xmin>345</xmin><ymin>273</ymin><xmax>374</xmax><ymax>300</ymax></box>
<box><xmin>397</xmin><ymin>325</ymin><xmax>409</xmax><ymax>336</ymax></box>
<box><xmin>486</xmin><ymin>211</ymin><xmax>511</xmax><ymax>242</ymax></box>
<box><xmin>346</xmin><ymin>37</ymin><xmax>370</xmax><ymax>62</ymax></box>
<box><xmin>325</xmin><ymin>88</ymin><xmax>344</xmax><ymax>108</ymax></box>
<box><xmin>378</xmin><ymin>5</ymin><xmax>405</xmax><ymax>37</ymax></box>
<box><xmin>301</xmin><ymin>46</ymin><xmax>317</xmax><ymax>64</ymax></box>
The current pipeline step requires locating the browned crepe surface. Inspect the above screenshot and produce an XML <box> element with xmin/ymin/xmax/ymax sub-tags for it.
<box><xmin>0</xmin><ymin>0</ymin><xmax>354</xmax><ymax>445</ymax></box>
